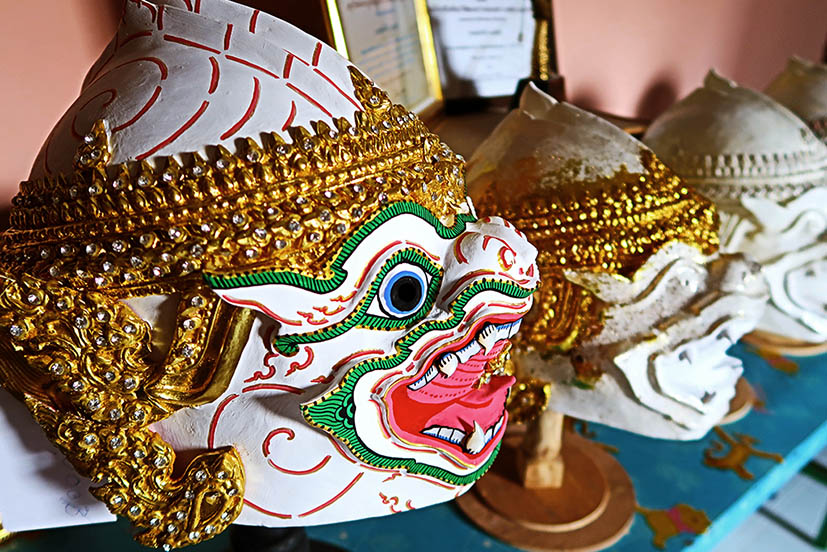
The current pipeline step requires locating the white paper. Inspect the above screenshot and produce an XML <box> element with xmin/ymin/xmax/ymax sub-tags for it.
<box><xmin>427</xmin><ymin>0</ymin><xmax>534</xmax><ymax>98</ymax></box>
<box><xmin>0</xmin><ymin>389</ymin><xmax>114</xmax><ymax>531</ymax></box>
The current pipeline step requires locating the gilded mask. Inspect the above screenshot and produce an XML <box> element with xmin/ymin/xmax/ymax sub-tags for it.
<box><xmin>0</xmin><ymin>1</ymin><xmax>538</xmax><ymax>548</ymax></box>
<box><xmin>467</xmin><ymin>85</ymin><xmax>767</xmax><ymax>440</ymax></box>
<box><xmin>644</xmin><ymin>71</ymin><xmax>827</xmax><ymax>346</ymax></box>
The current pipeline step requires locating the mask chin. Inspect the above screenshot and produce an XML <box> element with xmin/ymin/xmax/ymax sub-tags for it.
<box><xmin>537</xmin><ymin>252</ymin><xmax>765</xmax><ymax>440</ymax></box>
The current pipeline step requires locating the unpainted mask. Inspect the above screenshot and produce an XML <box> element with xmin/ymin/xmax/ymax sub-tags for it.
<box><xmin>644</xmin><ymin>71</ymin><xmax>827</xmax><ymax>345</ymax></box>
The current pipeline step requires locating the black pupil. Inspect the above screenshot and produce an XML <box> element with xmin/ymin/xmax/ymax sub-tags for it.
<box><xmin>390</xmin><ymin>276</ymin><xmax>422</xmax><ymax>312</ymax></box>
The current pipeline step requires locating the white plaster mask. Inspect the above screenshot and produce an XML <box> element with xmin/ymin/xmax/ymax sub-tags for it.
<box><xmin>467</xmin><ymin>84</ymin><xmax>768</xmax><ymax>441</ymax></box>
<box><xmin>0</xmin><ymin>0</ymin><xmax>540</xmax><ymax>542</ymax></box>
<box><xmin>644</xmin><ymin>70</ymin><xmax>827</xmax><ymax>344</ymax></box>
<box><xmin>765</xmin><ymin>56</ymin><xmax>827</xmax><ymax>143</ymax></box>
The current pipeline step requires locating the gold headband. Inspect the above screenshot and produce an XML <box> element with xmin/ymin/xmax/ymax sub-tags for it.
<box><xmin>3</xmin><ymin>68</ymin><xmax>467</xmax><ymax>295</ymax></box>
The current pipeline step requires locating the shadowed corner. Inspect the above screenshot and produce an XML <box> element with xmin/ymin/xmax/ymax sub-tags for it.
<box><xmin>636</xmin><ymin>76</ymin><xmax>678</xmax><ymax>122</ymax></box>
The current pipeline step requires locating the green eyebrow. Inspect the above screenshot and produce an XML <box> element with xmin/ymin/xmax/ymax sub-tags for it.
<box><xmin>204</xmin><ymin>202</ymin><xmax>475</xmax><ymax>291</ymax></box>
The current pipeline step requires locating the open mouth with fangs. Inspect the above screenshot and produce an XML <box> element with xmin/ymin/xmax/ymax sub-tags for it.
<box><xmin>385</xmin><ymin>315</ymin><xmax>523</xmax><ymax>465</ymax></box>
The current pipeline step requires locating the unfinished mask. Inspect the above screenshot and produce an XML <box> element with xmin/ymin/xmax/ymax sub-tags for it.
<box><xmin>0</xmin><ymin>1</ymin><xmax>538</xmax><ymax>548</ymax></box>
<box><xmin>644</xmin><ymin>71</ymin><xmax>827</xmax><ymax>345</ymax></box>
<box><xmin>467</xmin><ymin>84</ymin><xmax>767</xmax><ymax>441</ymax></box>
<box><xmin>765</xmin><ymin>56</ymin><xmax>827</xmax><ymax>143</ymax></box>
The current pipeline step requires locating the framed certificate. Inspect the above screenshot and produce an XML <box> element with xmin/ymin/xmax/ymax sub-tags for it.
<box><xmin>426</xmin><ymin>0</ymin><xmax>536</xmax><ymax>100</ymax></box>
<box><xmin>241</xmin><ymin>0</ymin><xmax>444</xmax><ymax>117</ymax></box>
<box><xmin>322</xmin><ymin>0</ymin><xmax>444</xmax><ymax>117</ymax></box>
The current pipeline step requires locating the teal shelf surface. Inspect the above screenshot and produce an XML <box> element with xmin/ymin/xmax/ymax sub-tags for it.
<box><xmin>2</xmin><ymin>343</ymin><xmax>826</xmax><ymax>552</ymax></box>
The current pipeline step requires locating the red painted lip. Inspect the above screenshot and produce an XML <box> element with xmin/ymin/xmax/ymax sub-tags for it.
<box><xmin>385</xmin><ymin>312</ymin><xmax>524</xmax><ymax>466</ymax></box>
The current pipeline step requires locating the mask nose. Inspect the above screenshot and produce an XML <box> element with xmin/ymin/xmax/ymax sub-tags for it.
<box><xmin>444</xmin><ymin>216</ymin><xmax>539</xmax><ymax>288</ymax></box>
<box><xmin>715</xmin><ymin>253</ymin><xmax>768</xmax><ymax>296</ymax></box>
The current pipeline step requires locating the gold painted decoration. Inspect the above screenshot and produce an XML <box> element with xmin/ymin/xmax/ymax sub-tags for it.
<box><xmin>0</xmin><ymin>273</ymin><xmax>249</xmax><ymax>549</ymax></box>
<box><xmin>474</xmin><ymin>149</ymin><xmax>719</xmax><ymax>354</ymax></box>
<box><xmin>0</xmin><ymin>518</ymin><xmax>11</xmax><ymax>545</ymax></box>
<box><xmin>505</xmin><ymin>377</ymin><xmax>551</xmax><ymax>426</ymax></box>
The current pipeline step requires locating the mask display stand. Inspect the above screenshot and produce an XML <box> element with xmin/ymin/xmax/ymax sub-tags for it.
<box><xmin>720</xmin><ymin>377</ymin><xmax>757</xmax><ymax>425</ymax></box>
<box><xmin>456</xmin><ymin>408</ymin><xmax>635</xmax><ymax>552</ymax></box>
<box><xmin>742</xmin><ymin>331</ymin><xmax>827</xmax><ymax>357</ymax></box>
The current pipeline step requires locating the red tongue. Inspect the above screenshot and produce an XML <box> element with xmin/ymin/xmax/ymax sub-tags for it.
<box><xmin>425</xmin><ymin>375</ymin><xmax>514</xmax><ymax>433</ymax></box>
<box><xmin>401</xmin><ymin>339</ymin><xmax>512</xmax><ymax>433</ymax></box>
<box><xmin>385</xmin><ymin>337</ymin><xmax>514</xmax><ymax>461</ymax></box>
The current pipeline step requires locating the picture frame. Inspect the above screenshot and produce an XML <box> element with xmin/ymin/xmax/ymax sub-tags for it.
<box><xmin>247</xmin><ymin>0</ymin><xmax>444</xmax><ymax>119</ymax></box>
<box><xmin>321</xmin><ymin>0</ymin><xmax>444</xmax><ymax>118</ymax></box>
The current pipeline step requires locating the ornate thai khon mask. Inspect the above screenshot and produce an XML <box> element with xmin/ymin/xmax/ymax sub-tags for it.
<box><xmin>765</xmin><ymin>57</ymin><xmax>827</xmax><ymax>143</ymax></box>
<box><xmin>0</xmin><ymin>1</ymin><xmax>539</xmax><ymax>548</ymax></box>
<box><xmin>644</xmin><ymin>71</ymin><xmax>827</xmax><ymax>346</ymax></box>
<box><xmin>467</xmin><ymin>84</ymin><xmax>768</xmax><ymax>440</ymax></box>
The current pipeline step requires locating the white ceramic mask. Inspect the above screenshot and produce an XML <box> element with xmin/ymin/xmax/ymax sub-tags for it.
<box><xmin>0</xmin><ymin>1</ymin><xmax>539</xmax><ymax>548</ymax></box>
<box><xmin>467</xmin><ymin>84</ymin><xmax>768</xmax><ymax>440</ymax></box>
<box><xmin>644</xmin><ymin>71</ymin><xmax>827</xmax><ymax>345</ymax></box>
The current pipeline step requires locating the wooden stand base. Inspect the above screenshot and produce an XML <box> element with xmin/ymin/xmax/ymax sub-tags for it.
<box><xmin>720</xmin><ymin>377</ymin><xmax>755</xmax><ymax>425</ymax></box>
<box><xmin>742</xmin><ymin>329</ymin><xmax>827</xmax><ymax>357</ymax></box>
<box><xmin>457</xmin><ymin>431</ymin><xmax>635</xmax><ymax>552</ymax></box>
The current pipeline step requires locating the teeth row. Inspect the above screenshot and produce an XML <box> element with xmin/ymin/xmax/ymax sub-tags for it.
<box><xmin>422</xmin><ymin>416</ymin><xmax>504</xmax><ymax>454</ymax></box>
<box><xmin>407</xmin><ymin>320</ymin><xmax>522</xmax><ymax>390</ymax></box>
<box><xmin>408</xmin><ymin>364</ymin><xmax>438</xmax><ymax>391</ymax></box>
<box><xmin>438</xmin><ymin>353</ymin><xmax>459</xmax><ymax>377</ymax></box>
<box><xmin>422</xmin><ymin>426</ymin><xmax>466</xmax><ymax>445</ymax></box>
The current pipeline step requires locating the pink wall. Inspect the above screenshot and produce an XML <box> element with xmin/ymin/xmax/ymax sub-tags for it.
<box><xmin>0</xmin><ymin>1</ymin><xmax>120</xmax><ymax>211</ymax></box>
<box><xmin>1</xmin><ymin>1</ymin><xmax>825</xmax><ymax>211</ymax></box>
<box><xmin>554</xmin><ymin>0</ymin><xmax>827</xmax><ymax>120</ymax></box>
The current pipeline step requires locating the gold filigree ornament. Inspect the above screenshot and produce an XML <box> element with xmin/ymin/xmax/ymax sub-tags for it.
<box><xmin>474</xmin><ymin>150</ymin><xmax>719</xmax><ymax>355</ymax></box>
<box><xmin>505</xmin><ymin>377</ymin><xmax>551</xmax><ymax>425</ymax></box>
<box><xmin>0</xmin><ymin>69</ymin><xmax>467</xmax><ymax>549</ymax></box>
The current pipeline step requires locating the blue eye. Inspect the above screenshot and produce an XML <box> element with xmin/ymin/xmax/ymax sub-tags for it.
<box><xmin>379</xmin><ymin>266</ymin><xmax>429</xmax><ymax>318</ymax></box>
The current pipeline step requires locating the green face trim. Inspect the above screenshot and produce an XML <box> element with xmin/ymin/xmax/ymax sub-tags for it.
<box><xmin>204</xmin><ymin>201</ymin><xmax>474</xmax><ymax>356</ymax></box>
<box><xmin>302</xmin><ymin>278</ymin><xmax>536</xmax><ymax>486</ymax></box>
<box><xmin>204</xmin><ymin>202</ymin><xmax>474</xmax><ymax>292</ymax></box>
<box><xmin>273</xmin><ymin>248</ymin><xmax>443</xmax><ymax>355</ymax></box>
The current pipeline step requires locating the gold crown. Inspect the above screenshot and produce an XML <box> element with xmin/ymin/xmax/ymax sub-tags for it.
<box><xmin>0</xmin><ymin>69</ymin><xmax>467</xmax><ymax>549</ymax></box>
<box><xmin>474</xmin><ymin>149</ymin><xmax>719</xmax><ymax>353</ymax></box>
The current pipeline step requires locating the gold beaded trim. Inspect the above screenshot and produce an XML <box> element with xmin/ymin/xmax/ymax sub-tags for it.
<box><xmin>475</xmin><ymin>150</ymin><xmax>718</xmax><ymax>353</ymax></box>
<box><xmin>2</xmin><ymin>68</ymin><xmax>468</xmax><ymax>290</ymax></box>
<box><xmin>506</xmin><ymin>377</ymin><xmax>551</xmax><ymax>426</ymax></box>
<box><xmin>0</xmin><ymin>275</ymin><xmax>252</xmax><ymax>549</ymax></box>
